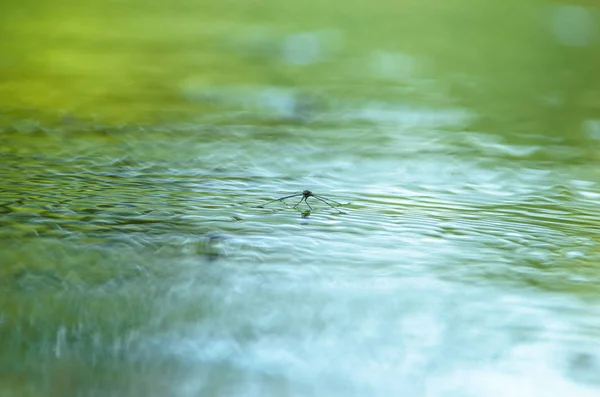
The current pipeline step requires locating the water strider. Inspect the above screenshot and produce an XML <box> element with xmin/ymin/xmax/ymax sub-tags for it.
<box><xmin>257</xmin><ymin>190</ymin><xmax>344</xmax><ymax>212</ymax></box>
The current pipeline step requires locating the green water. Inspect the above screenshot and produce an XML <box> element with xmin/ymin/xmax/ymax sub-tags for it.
<box><xmin>1</xmin><ymin>1</ymin><xmax>600</xmax><ymax>396</ymax></box>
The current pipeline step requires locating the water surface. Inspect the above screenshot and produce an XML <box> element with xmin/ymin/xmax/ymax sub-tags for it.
<box><xmin>1</xmin><ymin>1</ymin><xmax>600</xmax><ymax>396</ymax></box>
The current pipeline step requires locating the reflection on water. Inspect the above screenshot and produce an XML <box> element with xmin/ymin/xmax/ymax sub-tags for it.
<box><xmin>1</xmin><ymin>0</ymin><xmax>600</xmax><ymax>396</ymax></box>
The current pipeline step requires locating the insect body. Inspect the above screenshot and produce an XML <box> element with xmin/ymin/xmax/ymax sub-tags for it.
<box><xmin>258</xmin><ymin>190</ymin><xmax>343</xmax><ymax>212</ymax></box>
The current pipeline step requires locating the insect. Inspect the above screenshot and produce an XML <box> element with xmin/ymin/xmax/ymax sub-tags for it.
<box><xmin>257</xmin><ymin>190</ymin><xmax>343</xmax><ymax>212</ymax></box>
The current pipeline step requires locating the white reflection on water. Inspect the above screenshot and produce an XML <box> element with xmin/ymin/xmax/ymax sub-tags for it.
<box><xmin>145</xmin><ymin>268</ymin><xmax>600</xmax><ymax>397</ymax></box>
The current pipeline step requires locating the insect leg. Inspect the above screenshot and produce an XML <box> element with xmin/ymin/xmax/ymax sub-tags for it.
<box><xmin>313</xmin><ymin>196</ymin><xmax>342</xmax><ymax>211</ymax></box>
<box><xmin>305</xmin><ymin>199</ymin><xmax>313</xmax><ymax>211</ymax></box>
<box><xmin>258</xmin><ymin>193</ymin><xmax>303</xmax><ymax>207</ymax></box>
<box><xmin>292</xmin><ymin>196</ymin><xmax>305</xmax><ymax>208</ymax></box>
<box><xmin>313</xmin><ymin>194</ymin><xmax>342</xmax><ymax>206</ymax></box>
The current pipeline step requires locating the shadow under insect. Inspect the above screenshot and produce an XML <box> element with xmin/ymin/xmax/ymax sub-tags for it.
<box><xmin>257</xmin><ymin>190</ymin><xmax>344</xmax><ymax>213</ymax></box>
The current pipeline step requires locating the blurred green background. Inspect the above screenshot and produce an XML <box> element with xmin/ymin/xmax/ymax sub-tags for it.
<box><xmin>1</xmin><ymin>0</ymin><xmax>599</xmax><ymax>133</ymax></box>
